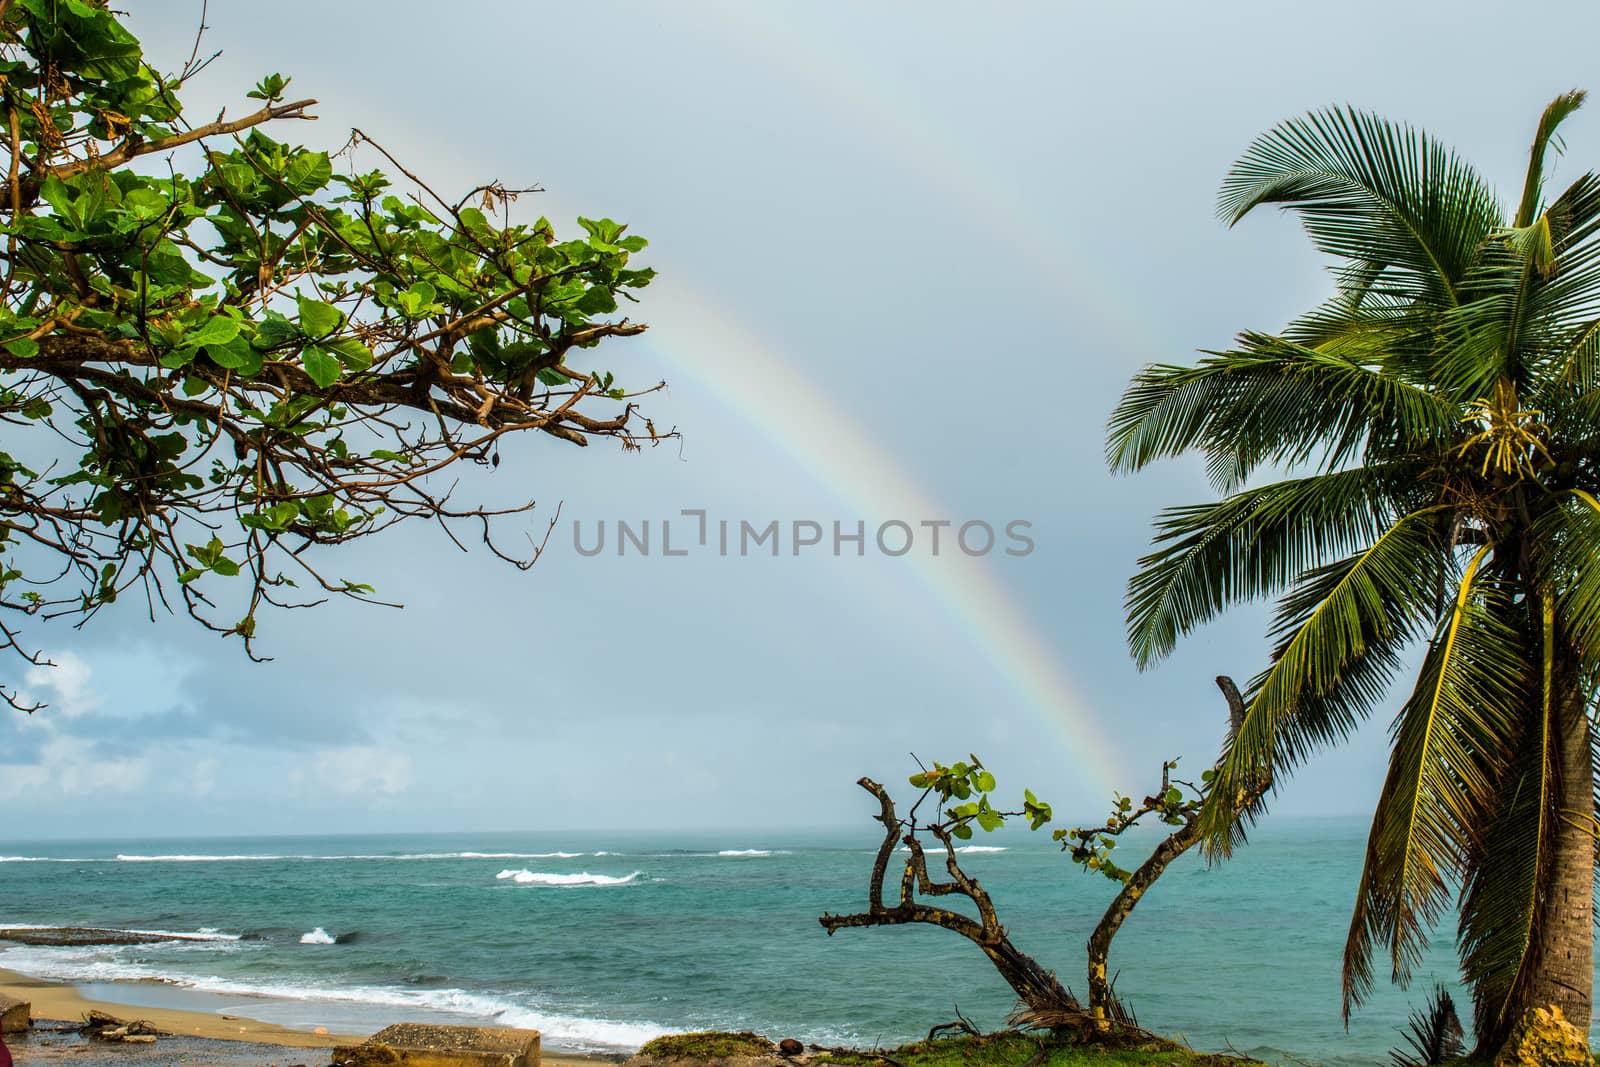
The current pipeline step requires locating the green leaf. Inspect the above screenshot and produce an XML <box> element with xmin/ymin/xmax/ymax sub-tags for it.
<box><xmin>297</xmin><ymin>296</ymin><xmax>344</xmax><ymax>337</ymax></box>
<box><xmin>205</xmin><ymin>334</ymin><xmax>254</xmax><ymax>370</ymax></box>
<box><xmin>38</xmin><ymin>175</ymin><xmax>71</xmax><ymax>215</ymax></box>
<box><xmin>284</xmin><ymin>151</ymin><xmax>332</xmax><ymax>197</ymax></box>
<box><xmin>395</xmin><ymin>280</ymin><xmax>438</xmax><ymax>319</ymax></box>
<box><xmin>328</xmin><ymin>337</ymin><xmax>373</xmax><ymax>371</ymax></box>
<box><xmin>254</xmin><ymin>313</ymin><xmax>300</xmax><ymax>349</ymax></box>
<box><xmin>187</xmin><ymin>316</ymin><xmax>241</xmax><ymax>348</ymax></box>
<box><xmin>302</xmin><ymin>347</ymin><xmax>341</xmax><ymax>388</ymax></box>
<box><xmin>5</xmin><ymin>337</ymin><xmax>38</xmax><ymax>358</ymax></box>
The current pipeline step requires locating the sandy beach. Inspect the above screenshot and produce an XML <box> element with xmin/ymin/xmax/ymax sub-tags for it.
<box><xmin>0</xmin><ymin>967</ymin><xmax>607</xmax><ymax>1065</ymax></box>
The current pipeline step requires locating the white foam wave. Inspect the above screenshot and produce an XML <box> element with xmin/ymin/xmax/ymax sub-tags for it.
<box><xmin>299</xmin><ymin>927</ymin><xmax>336</xmax><ymax>945</ymax></box>
<box><xmin>128</xmin><ymin>927</ymin><xmax>242</xmax><ymax>941</ymax></box>
<box><xmin>716</xmin><ymin>849</ymin><xmax>773</xmax><ymax>857</ymax></box>
<box><xmin>111</xmin><ymin>851</ymin><xmax>593</xmax><ymax>863</ymax></box>
<box><xmin>894</xmin><ymin>844</ymin><xmax>1009</xmax><ymax>854</ymax></box>
<box><xmin>0</xmin><ymin>945</ymin><xmax>674</xmax><ymax>1051</ymax></box>
<box><xmin>117</xmin><ymin>854</ymin><xmax>289</xmax><ymax>862</ymax></box>
<box><xmin>494</xmin><ymin>869</ymin><xmax>643</xmax><ymax>887</ymax></box>
<box><xmin>0</xmin><ymin>924</ymin><xmax>240</xmax><ymax>942</ymax></box>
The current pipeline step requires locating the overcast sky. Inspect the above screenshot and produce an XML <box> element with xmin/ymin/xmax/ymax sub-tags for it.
<box><xmin>5</xmin><ymin>1</ymin><xmax>1597</xmax><ymax>840</ymax></box>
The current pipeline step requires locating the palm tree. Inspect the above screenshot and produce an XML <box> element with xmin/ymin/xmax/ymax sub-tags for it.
<box><xmin>1106</xmin><ymin>93</ymin><xmax>1600</xmax><ymax>1057</ymax></box>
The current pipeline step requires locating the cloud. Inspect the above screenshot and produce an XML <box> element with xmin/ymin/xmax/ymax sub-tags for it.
<box><xmin>22</xmin><ymin>651</ymin><xmax>100</xmax><ymax>718</ymax></box>
<box><xmin>311</xmin><ymin>745</ymin><xmax>413</xmax><ymax>796</ymax></box>
<box><xmin>0</xmin><ymin>734</ymin><xmax>151</xmax><ymax>802</ymax></box>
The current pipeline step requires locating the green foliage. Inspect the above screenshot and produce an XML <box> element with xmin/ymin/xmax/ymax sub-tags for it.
<box><xmin>1054</xmin><ymin>760</ymin><xmax>1202</xmax><ymax>883</ymax></box>
<box><xmin>906</xmin><ymin>755</ymin><xmax>1206</xmax><ymax>886</ymax></box>
<box><xmin>808</xmin><ymin>1031</ymin><xmax>1270</xmax><ymax>1067</ymax></box>
<box><xmin>636</xmin><ymin>1032</ymin><xmax>777</xmax><ymax>1060</ymax></box>
<box><xmin>0</xmin><ymin>2</ymin><xmax>664</xmax><ymax>699</ymax></box>
<box><xmin>1108</xmin><ymin>93</ymin><xmax>1600</xmax><ymax>1047</ymax></box>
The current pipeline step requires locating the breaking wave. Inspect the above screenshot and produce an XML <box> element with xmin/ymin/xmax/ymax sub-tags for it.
<box><xmin>0</xmin><ymin>943</ymin><xmax>674</xmax><ymax>1051</ymax></box>
<box><xmin>494</xmin><ymin>869</ymin><xmax>643</xmax><ymax>887</ymax></box>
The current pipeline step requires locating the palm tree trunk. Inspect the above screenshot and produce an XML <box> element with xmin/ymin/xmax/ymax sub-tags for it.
<box><xmin>1518</xmin><ymin>672</ymin><xmax>1594</xmax><ymax>1035</ymax></box>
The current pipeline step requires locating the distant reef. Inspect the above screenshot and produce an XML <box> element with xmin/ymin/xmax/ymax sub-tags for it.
<box><xmin>0</xmin><ymin>927</ymin><xmax>205</xmax><ymax>947</ymax></box>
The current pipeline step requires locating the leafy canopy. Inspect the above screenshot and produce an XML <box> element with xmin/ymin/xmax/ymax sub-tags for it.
<box><xmin>1108</xmin><ymin>93</ymin><xmax>1600</xmax><ymax>1045</ymax></box>
<box><xmin>0</xmin><ymin>1</ymin><xmax>665</xmax><ymax>703</ymax></box>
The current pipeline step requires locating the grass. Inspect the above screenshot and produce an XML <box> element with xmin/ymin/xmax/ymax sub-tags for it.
<box><xmin>637</xmin><ymin>1028</ymin><xmax>1600</xmax><ymax>1067</ymax></box>
<box><xmin>637</xmin><ymin>1032</ymin><xmax>778</xmax><ymax>1059</ymax></box>
<box><xmin>813</xmin><ymin>1032</ymin><xmax>1261</xmax><ymax>1067</ymax></box>
<box><xmin>639</xmin><ymin>1031</ymin><xmax>1265</xmax><ymax>1067</ymax></box>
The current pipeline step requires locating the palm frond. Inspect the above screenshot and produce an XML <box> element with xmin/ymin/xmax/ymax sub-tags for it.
<box><xmin>1457</xmin><ymin>599</ymin><xmax>1555</xmax><ymax>1042</ymax></box>
<box><xmin>1125</xmin><ymin>464</ymin><xmax>1416</xmax><ymax>668</ymax></box>
<box><xmin>1388</xmin><ymin>985</ymin><xmax>1466</xmax><ymax>1067</ymax></box>
<box><xmin>1106</xmin><ymin>335</ymin><xmax>1457</xmax><ymax>482</ymax></box>
<box><xmin>1200</xmin><ymin>507</ymin><xmax>1450</xmax><ymax>852</ymax></box>
<box><xmin>1219</xmin><ymin>106</ymin><xmax>1503</xmax><ymax>310</ymax></box>
<box><xmin>1343</xmin><ymin>549</ymin><xmax>1524</xmax><ymax>1013</ymax></box>
<box><xmin>1532</xmin><ymin>491</ymin><xmax>1600</xmax><ymax>668</ymax></box>
<box><xmin>1514</xmin><ymin>91</ymin><xmax>1587</xmax><ymax>229</ymax></box>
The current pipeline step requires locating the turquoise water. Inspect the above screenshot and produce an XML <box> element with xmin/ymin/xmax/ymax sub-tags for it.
<box><xmin>0</xmin><ymin>818</ymin><xmax>1583</xmax><ymax>1064</ymax></box>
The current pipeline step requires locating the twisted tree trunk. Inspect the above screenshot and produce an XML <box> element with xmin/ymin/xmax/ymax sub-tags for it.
<box><xmin>818</xmin><ymin>777</ymin><xmax>1079</xmax><ymax>1015</ymax></box>
<box><xmin>1083</xmin><ymin>676</ymin><xmax>1268</xmax><ymax>1030</ymax></box>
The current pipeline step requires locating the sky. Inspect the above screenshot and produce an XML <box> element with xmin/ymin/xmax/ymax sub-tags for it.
<box><xmin>4</xmin><ymin>0</ymin><xmax>1599</xmax><ymax>839</ymax></box>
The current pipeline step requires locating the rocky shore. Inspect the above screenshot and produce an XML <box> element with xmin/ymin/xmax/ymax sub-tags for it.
<box><xmin>0</xmin><ymin>928</ymin><xmax>217</xmax><ymax>948</ymax></box>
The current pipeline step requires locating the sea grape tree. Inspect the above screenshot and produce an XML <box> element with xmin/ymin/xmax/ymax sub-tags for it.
<box><xmin>0</xmin><ymin>1</ymin><xmax>663</xmax><ymax>706</ymax></box>
<box><xmin>821</xmin><ymin>677</ymin><xmax>1267</xmax><ymax>1037</ymax></box>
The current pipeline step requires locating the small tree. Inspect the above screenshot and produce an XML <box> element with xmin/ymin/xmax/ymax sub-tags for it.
<box><xmin>0</xmin><ymin>2</ymin><xmax>663</xmax><ymax>706</ymax></box>
<box><xmin>820</xmin><ymin>677</ymin><xmax>1267</xmax><ymax>1039</ymax></box>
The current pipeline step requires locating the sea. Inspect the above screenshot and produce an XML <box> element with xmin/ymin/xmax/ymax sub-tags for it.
<box><xmin>0</xmin><ymin>817</ymin><xmax>1586</xmax><ymax>1066</ymax></box>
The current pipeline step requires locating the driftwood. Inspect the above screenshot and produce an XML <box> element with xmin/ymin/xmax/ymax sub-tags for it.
<box><xmin>81</xmin><ymin>1010</ymin><xmax>168</xmax><ymax>1042</ymax></box>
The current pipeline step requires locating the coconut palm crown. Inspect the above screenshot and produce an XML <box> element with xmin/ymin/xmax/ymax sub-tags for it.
<box><xmin>1107</xmin><ymin>92</ymin><xmax>1600</xmax><ymax>1055</ymax></box>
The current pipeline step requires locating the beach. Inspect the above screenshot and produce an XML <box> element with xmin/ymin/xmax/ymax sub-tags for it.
<box><xmin>0</xmin><ymin>967</ymin><xmax>604</xmax><ymax>1066</ymax></box>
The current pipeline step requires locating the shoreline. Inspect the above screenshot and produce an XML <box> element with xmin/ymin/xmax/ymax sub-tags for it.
<box><xmin>0</xmin><ymin>967</ymin><xmax>611</xmax><ymax>1064</ymax></box>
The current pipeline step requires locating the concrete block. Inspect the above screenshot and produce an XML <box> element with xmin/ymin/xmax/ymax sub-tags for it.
<box><xmin>334</xmin><ymin>1023</ymin><xmax>540</xmax><ymax>1067</ymax></box>
<box><xmin>0</xmin><ymin>994</ymin><xmax>29</xmax><ymax>1034</ymax></box>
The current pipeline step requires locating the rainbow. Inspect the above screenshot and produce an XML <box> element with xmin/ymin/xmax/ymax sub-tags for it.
<box><xmin>614</xmin><ymin>5</ymin><xmax>1154</xmax><ymax>792</ymax></box>
<box><xmin>336</xmin><ymin>12</ymin><xmax>1145</xmax><ymax>796</ymax></box>
<box><xmin>676</xmin><ymin>1</ymin><xmax>1180</xmax><ymax>357</ymax></box>
<box><xmin>640</xmin><ymin>282</ymin><xmax>1128</xmax><ymax>795</ymax></box>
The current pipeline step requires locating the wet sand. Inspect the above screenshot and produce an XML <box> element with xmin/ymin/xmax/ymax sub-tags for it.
<box><xmin>0</xmin><ymin>968</ymin><xmax>610</xmax><ymax>1066</ymax></box>
<box><xmin>7</xmin><ymin>1022</ymin><xmax>329</xmax><ymax>1067</ymax></box>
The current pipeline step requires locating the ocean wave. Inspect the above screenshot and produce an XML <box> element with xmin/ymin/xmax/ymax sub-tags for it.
<box><xmin>494</xmin><ymin>869</ymin><xmax>643</xmax><ymax>887</ymax></box>
<box><xmin>894</xmin><ymin>844</ymin><xmax>1009</xmax><ymax>854</ymax></box>
<box><xmin>117</xmin><ymin>854</ymin><xmax>294</xmax><ymax>862</ymax></box>
<box><xmin>716</xmin><ymin>849</ymin><xmax>774</xmax><ymax>857</ymax></box>
<box><xmin>299</xmin><ymin>927</ymin><xmax>336</xmax><ymax>945</ymax></box>
<box><xmin>110</xmin><ymin>851</ymin><xmax>595</xmax><ymax>863</ymax></box>
<box><xmin>0</xmin><ymin>945</ymin><xmax>674</xmax><ymax>1051</ymax></box>
<box><xmin>0</xmin><ymin>924</ymin><xmax>242</xmax><ymax>943</ymax></box>
<box><xmin>129</xmin><ymin>927</ymin><xmax>242</xmax><ymax>941</ymax></box>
